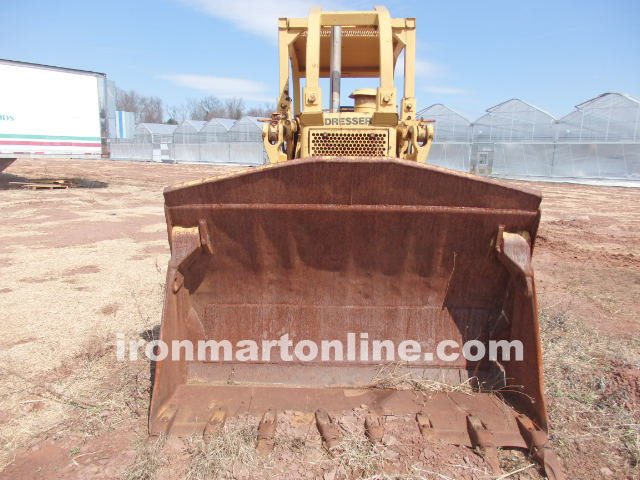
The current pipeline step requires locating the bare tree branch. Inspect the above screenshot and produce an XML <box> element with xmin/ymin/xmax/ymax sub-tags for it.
<box><xmin>224</xmin><ymin>97</ymin><xmax>245</xmax><ymax>120</ymax></box>
<box><xmin>246</xmin><ymin>102</ymin><xmax>277</xmax><ymax>118</ymax></box>
<box><xmin>117</xmin><ymin>87</ymin><xmax>276</xmax><ymax>124</ymax></box>
<box><xmin>116</xmin><ymin>87</ymin><xmax>164</xmax><ymax>123</ymax></box>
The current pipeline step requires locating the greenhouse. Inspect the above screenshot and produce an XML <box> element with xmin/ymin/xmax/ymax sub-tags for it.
<box><xmin>419</xmin><ymin>92</ymin><xmax>639</xmax><ymax>184</ymax></box>
<box><xmin>112</xmin><ymin>117</ymin><xmax>265</xmax><ymax>165</ymax></box>
<box><xmin>470</xmin><ymin>99</ymin><xmax>556</xmax><ymax>178</ymax></box>
<box><xmin>127</xmin><ymin>123</ymin><xmax>178</xmax><ymax>162</ymax></box>
<box><xmin>173</xmin><ymin>120</ymin><xmax>205</xmax><ymax>163</ymax></box>
<box><xmin>227</xmin><ymin>117</ymin><xmax>266</xmax><ymax>164</ymax></box>
<box><xmin>228</xmin><ymin>116</ymin><xmax>263</xmax><ymax>142</ymax></box>
<box><xmin>200</xmin><ymin>118</ymin><xmax>236</xmax><ymax>143</ymax></box>
<box><xmin>553</xmin><ymin>93</ymin><xmax>640</xmax><ymax>179</ymax></box>
<box><xmin>134</xmin><ymin>123</ymin><xmax>177</xmax><ymax>144</ymax></box>
<box><xmin>173</xmin><ymin>120</ymin><xmax>206</xmax><ymax>144</ymax></box>
<box><xmin>110</xmin><ymin>93</ymin><xmax>638</xmax><ymax>184</ymax></box>
<box><xmin>418</xmin><ymin>104</ymin><xmax>471</xmax><ymax>172</ymax></box>
<box><xmin>557</xmin><ymin>93</ymin><xmax>639</xmax><ymax>143</ymax></box>
<box><xmin>196</xmin><ymin>118</ymin><xmax>237</xmax><ymax>164</ymax></box>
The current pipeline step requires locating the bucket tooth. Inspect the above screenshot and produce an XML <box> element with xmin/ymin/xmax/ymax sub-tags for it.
<box><xmin>416</xmin><ymin>412</ymin><xmax>435</xmax><ymax>441</ymax></box>
<box><xmin>516</xmin><ymin>416</ymin><xmax>566</xmax><ymax>480</ymax></box>
<box><xmin>466</xmin><ymin>415</ymin><xmax>501</xmax><ymax>474</ymax></box>
<box><xmin>364</xmin><ymin>414</ymin><xmax>384</xmax><ymax>445</ymax></box>
<box><xmin>315</xmin><ymin>409</ymin><xmax>341</xmax><ymax>450</ymax></box>
<box><xmin>203</xmin><ymin>405</ymin><xmax>227</xmax><ymax>440</ymax></box>
<box><xmin>256</xmin><ymin>409</ymin><xmax>277</xmax><ymax>456</ymax></box>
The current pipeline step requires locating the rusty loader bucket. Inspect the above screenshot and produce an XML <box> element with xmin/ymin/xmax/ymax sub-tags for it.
<box><xmin>149</xmin><ymin>158</ymin><xmax>564</xmax><ymax>478</ymax></box>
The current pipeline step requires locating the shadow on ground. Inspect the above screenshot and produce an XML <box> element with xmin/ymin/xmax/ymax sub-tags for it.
<box><xmin>140</xmin><ymin>325</ymin><xmax>161</xmax><ymax>400</ymax></box>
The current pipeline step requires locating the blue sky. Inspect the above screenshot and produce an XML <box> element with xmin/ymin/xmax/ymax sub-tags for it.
<box><xmin>1</xmin><ymin>0</ymin><xmax>638</xmax><ymax>120</ymax></box>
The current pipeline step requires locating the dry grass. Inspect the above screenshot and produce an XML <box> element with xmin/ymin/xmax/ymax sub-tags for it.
<box><xmin>0</xmin><ymin>327</ymin><xmax>154</xmax><ymax>473</ymax></box>
<box><xmin>50</xmin><ymin>323</ymin><xmax>153</xmax><ymax>428</ymax></box>
<box><xmin>496</xmin><ymin>450</ymin><xmax>537</xmax><ymax>480</ymax></box>
<box><xmin>369</xmin><ymin>363</ymin><xmax>476</xmax><ymax>394</ymax></box>
<box><xmin>183</xmin><ymin>423</ymin><xmax>257</xmax><ymax>479</ymax></box>
<box><xmin>121</xmin><ymin>436</ymin><xmax>167</xmax><ymax>480</ymax></box>
<box><xmin>330</xmin><ymin>424</ymin><xmax>386</xmax><ymax>479</ymax></box>
<box><xmin>540</xmin><ymin>308</ymin><xmax>640</xmax><ymax>474</ymax></box>
<box><xmin>0</xmin><ymin>178</ymin><xmax>168</xmax><ymax>468</ymax></box>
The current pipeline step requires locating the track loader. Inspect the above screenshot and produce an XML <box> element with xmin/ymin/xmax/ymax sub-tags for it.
<box><xmin>150</xmin><ymin>7</ymin><xmax>564</xmax><ymax>478</ymax></box>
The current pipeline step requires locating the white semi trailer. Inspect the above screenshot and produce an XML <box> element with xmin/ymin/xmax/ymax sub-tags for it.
<box><xmin>0</xmin><ymin>59</ymin><xmax>107</xmax><ymax>166</ymax></box>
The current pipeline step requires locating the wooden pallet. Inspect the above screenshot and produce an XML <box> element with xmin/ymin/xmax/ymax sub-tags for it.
<box><xmin>9</xmin><ymin>180</ymin><xmax>72</xmax><ymax>190</ymax></box>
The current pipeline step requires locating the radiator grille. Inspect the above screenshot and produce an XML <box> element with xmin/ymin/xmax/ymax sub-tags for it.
<box><xmin>310</xmin><ymin>130</ymin><xmax>388</xmax><ymax>157</ymax></box>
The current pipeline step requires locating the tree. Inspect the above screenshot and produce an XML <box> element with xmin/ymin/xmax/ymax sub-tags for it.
<box><xmin>224</xmin><ymin>97</ymin><xmax>245</xmax><ymax>120</ymax></box>
<box><xmin>116</xmin><ymin>87</ymin><xmax>164</xmax><ymax>123</ymax></box>
<box><xmin>166</xmin><ymin>104</ymin><xmax>187</xmax><ymax>123</ymax></box>
<box><xmin>247</xmin><ymin>103</ymin><xmax>277</xmax><ymax>118</ymax></box>
<box><xmin>115</xmin><ymin>88</ymin><xmax>141</xmax><ymax>115</ymax></box>
<box><xmin>200</xmin><ymin>96</ymin><xmax>225</xmax><ymax>120</ymax></box>
<box><xmin>183</xmin><ymin>98</ymin><xmax>204</xmax><ymax>121</ymax></box>
<box><xmin>182</xmin><ymin>96</ymin><xmax>225</xmax><ymax>121</ymax></box>
<box><xmin>139</xmin><ymin>96</ymin><xmax>163</xmax><ymax>123</ymax></box>
<box><xmin>117</xmin><ymin>87</ymin><xmax>276</xmax><ymax>123</ymax></box>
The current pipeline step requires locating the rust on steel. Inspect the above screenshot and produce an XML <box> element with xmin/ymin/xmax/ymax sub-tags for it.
<box><xmin>256</xmin><ymin>409</ymin><xmax>278</xmax><ymax>455</ymax></box>
<box><xmin>517</xmin><ymin>416</ymin><xmax>567</xmax><ymax>480</ymax></box>
<box><xmin>466</xmin><ymin>415</ymin><xmax>501</xmax><ymax>474</ymax></box>
<box><xmin>203</xmin><ymin>405</ymin><xmax>227</xmax><ymax>440</ymax></box>
<box><xmin>364</xmin><ymin>414</ymin><xmax>385</xmax><ymax>445</ymax></box>
<box><xmin>315</xmin><ymin>409</ymin><xmax>341</xmax><ymax>450</ymax></box>
<box><xmin>149</xmin><ymin>158</ymin><xmax>559</xmax><ymax>470</ymax></box>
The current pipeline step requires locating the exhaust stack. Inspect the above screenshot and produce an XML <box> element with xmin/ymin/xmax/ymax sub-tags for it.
<box><xmin>330</xmin><ymin>25</ymin><xmax>341</xmax><ymax>112</ymax></box>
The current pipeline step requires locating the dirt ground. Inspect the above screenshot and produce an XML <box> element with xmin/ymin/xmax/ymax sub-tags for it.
<box><xmin>0</xmin><ymin>157</ymin><xmax>637</xmax><ymax>480</ymax></box>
